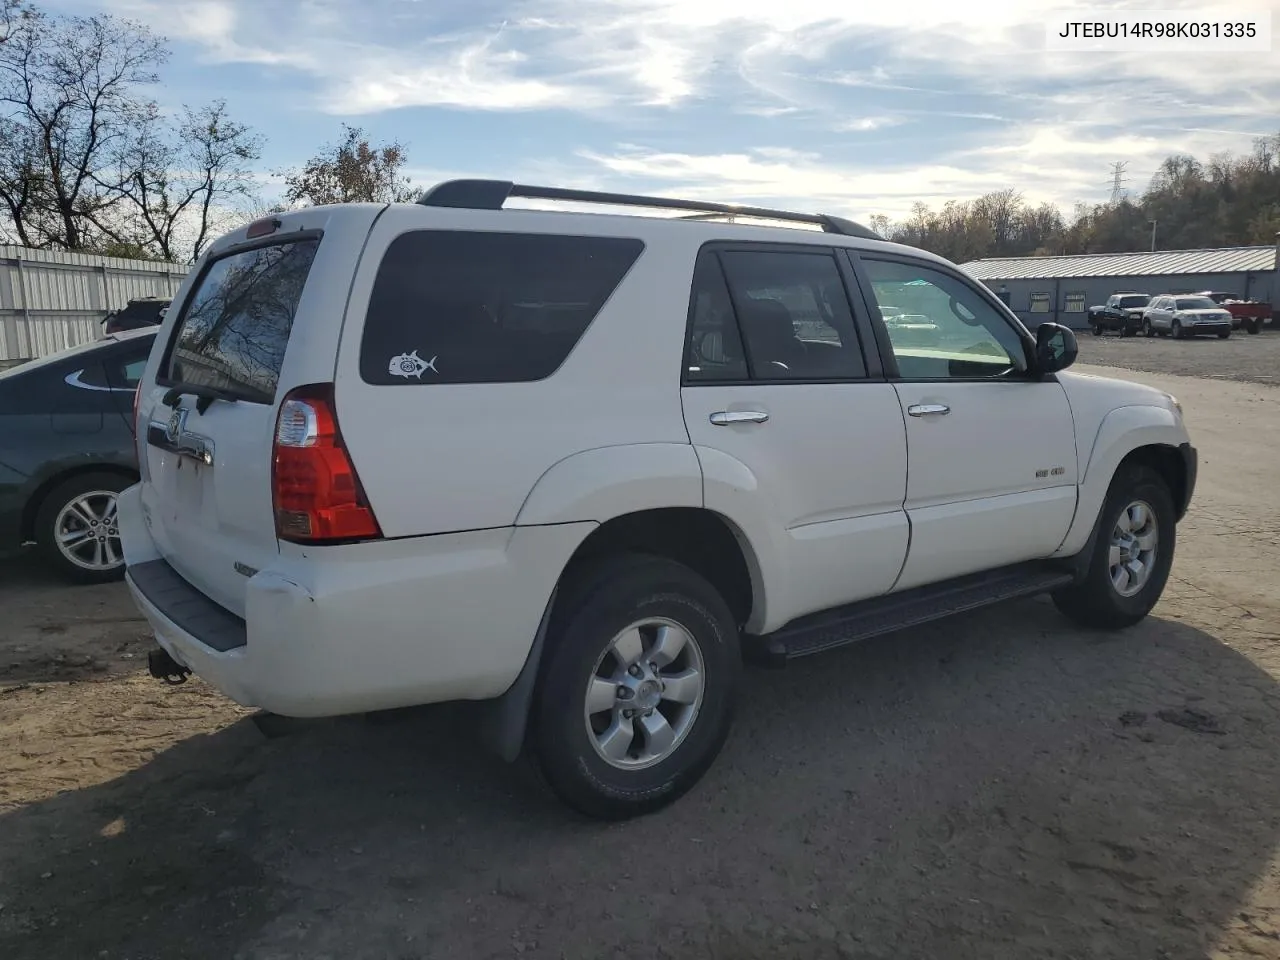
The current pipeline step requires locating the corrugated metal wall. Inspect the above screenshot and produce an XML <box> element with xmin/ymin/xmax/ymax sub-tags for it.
<box><xmin>0</xmin><ymin>245</ymin><xmax>190</xmax><ymax>361</ymax></box>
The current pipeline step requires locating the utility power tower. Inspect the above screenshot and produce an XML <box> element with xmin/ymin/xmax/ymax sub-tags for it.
<box><xmin>1107</xmin><ymin>161</ymin><xmax>1129</xmax><ymax>204</ymax></box>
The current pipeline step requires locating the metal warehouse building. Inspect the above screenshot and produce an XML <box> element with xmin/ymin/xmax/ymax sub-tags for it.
<box><xmin>960</xmin><ymin>243</ymin><xmax>1279</xmax><ymax>330</ymax></box>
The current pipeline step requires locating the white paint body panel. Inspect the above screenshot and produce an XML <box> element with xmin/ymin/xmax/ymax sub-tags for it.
<box><xmin>891</xmin><ymin>380</ymin><xmax>1079</xmax><ymax>590</ymax></box>
<box><xmin>682</xmin><ymin>383</ymin><xmax>909</xmax><ymax>633</ymax></box>
<box><xmin>121</xmin><ymin>482</ymin><xmax>595</xmax><ymax>715</ymax></box>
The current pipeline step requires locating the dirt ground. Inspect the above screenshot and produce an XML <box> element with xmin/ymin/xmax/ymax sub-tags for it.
<box><xmin>2</xmin><ymin>362</ymin><xmax>1280</xmax><ymax>960</ymax></box>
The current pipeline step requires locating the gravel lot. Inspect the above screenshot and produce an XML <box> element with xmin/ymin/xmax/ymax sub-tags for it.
<box><xmin>2</xmin><ymin>362</ymin><xmax>1279</xmax><ymax>960</ymax></box>
<box><xmin>1075</xmin><ymin>325</ymin><xmax>1280</xmax><ymax>386</ymax></box>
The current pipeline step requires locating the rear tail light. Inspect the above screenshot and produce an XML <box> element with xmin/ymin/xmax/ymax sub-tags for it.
<box><xmin>272</xmin><ymin>384</ymin><xmax>381</xmax><ymax>543</ymax></box>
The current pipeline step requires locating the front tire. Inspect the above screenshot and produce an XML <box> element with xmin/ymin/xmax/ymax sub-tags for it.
<box><xmin>1053</xmin><ymin>465</ymin><xmax>1175</xmax><ymax>630</ymax></box>
<box><xmin>34</xmin><ymin>471</ymin><xmax>132</xmax><ymax>584</ymax></box>
<box><xmin>532</xmin><ymin>555</ymin><xmax>741</xmax><ymax>820</ymax></box>
<box><xmin>1091</xmin><ymin>323</ymin><xmax>1104</xmax><ymax>337</ymax></box>
<box><xmin>1142</xmin><ymin>320</ymin><xmax>1154</xmax><ymax>338</ymax></box>
<box><xmin>1171</xmin><ymin>319</ymin><xmax>1183</xmax><ymax>339</ymax></box>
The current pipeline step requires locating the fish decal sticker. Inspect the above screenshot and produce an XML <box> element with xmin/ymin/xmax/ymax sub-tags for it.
<box><xmin>388</xmin><ymin>350</ymin><xmax>438</xmax><ymax>379</ymax></box>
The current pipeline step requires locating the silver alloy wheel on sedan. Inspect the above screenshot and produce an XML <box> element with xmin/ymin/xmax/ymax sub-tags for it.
<box><xmin>54</xmin><ymin>490</ymin><xmax>123</xmax><ymax>572</ymax></box>
<box><xmin>584</xmin><ymin>617</ymin><xmax>706</xmax><ymax>770</ymax></box>
<box><xmin>1109</xmin><ymin>499</ymin><xmax>1158</xmax><ymax>597</ymax></box>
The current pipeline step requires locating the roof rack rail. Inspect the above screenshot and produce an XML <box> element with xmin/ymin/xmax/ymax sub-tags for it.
<box><xmin>416</xmin><ymin>179</ymin><xmax>883</xmax><ymax>241</ymax></box>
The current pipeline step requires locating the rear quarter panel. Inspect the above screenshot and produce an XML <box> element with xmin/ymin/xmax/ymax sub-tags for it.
<box><xmin>333</xmin><ymin>207</ymin><xmax>701</xmax><ymax>539</ymax></box>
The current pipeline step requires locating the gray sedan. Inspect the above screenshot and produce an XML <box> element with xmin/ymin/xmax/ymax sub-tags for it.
<box><xmin>1142</xmin><ymin>295</ymin><xmax>1234</xmax><ymax>339</ymax></box>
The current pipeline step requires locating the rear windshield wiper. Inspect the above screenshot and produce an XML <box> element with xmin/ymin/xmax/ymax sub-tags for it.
<box><xmin>162</xmin><ymin>384</ymin><xmax>241</xmax><ymax>415</ymax></box>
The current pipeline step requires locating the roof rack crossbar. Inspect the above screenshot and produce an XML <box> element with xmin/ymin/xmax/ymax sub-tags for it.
<box><xmin>417</xmin><ymin>179</ymin><xmax>882</xmax><ymax>240</ymax></box>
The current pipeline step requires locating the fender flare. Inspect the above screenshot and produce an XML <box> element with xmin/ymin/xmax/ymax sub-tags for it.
<box><xmin>1054</xmin><ymin>404</ymin><xmax>1186</xmax><ymax>558</ymax></box>
<box><xmin>514</xmin><ymin>443</ymin><xmax>702</xmax><ymax>527</ymax></box>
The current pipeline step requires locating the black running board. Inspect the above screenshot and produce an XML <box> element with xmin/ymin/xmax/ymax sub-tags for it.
<box><xmin>745</xmin><ymin>561</ymin><xmax>1075</xmax><ymax>665</ymax></box>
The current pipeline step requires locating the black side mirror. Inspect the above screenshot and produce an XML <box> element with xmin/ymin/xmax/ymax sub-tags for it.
<box><xmin>1035</xmin><ymin>322</ymin><xmax>1077</xmax><ymax>374</ymax></box>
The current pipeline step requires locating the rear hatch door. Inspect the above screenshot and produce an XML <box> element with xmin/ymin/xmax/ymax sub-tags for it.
<box><xmin>135</xmin><ymin>207</ymin><xmax>384</xmax><ymax>617</ymax></box>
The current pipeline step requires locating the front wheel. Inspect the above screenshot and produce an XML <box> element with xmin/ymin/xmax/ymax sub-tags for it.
<box><xmin>1053</xmin><ymin>466</ymin><xmax>1175</xmax><ymax>630</ymax></box>
<box><xmin>1142</xmin><ymin>320</ymin><xmax>1154</xmax><ymax>338</ymax></box>
<box><xmin>532</xmin><ymin>555</ymin><xmax>741</xmax><ymax>820</ymax></box>
<box><xmin>1171</xmin><ymin>320</ymin><xmax>1183</xmax><ymax>339</ymax></box>
<box><xmin>1091</xmin><ymin>324</ymin><xmax>1104</xmax><ymax>337</ymax></box>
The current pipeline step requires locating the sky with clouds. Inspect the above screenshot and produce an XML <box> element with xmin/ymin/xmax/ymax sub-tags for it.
<box><xmin>44</xmin><ymin>0</ymin><xmax>1280</xmax><ymax>222</ymax></box>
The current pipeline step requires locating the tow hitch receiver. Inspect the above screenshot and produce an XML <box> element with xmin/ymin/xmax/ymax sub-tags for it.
<box><xmin>148</xmin><ymin>647</ymin><xmax>192</xmax><ymax>685</ymax></box>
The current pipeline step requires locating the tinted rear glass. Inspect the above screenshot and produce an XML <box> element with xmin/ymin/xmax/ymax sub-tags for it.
<box><xmin>359</xmin><ymin>231</ymin><xmax>643</xmax><ymax>385</ymax></box>
<box><xmin>164</xmin><ymin>238</ymin><xmax>320</xmax><ymax>403</ymax></box>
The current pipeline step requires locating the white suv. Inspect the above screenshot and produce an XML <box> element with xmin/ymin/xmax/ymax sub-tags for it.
<box><xmin>120</xmin><ymin>180</ymin><xmax>1196</xmax><ymax>820</ymax></box>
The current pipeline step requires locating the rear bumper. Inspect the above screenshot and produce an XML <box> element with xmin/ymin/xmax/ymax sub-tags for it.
<box><xmin>117</xmin><ymin>483</ymin><xmax>593</xmax><ymax>717</ymax></box>
<box><xmin>1177</xmin><ymin>442</ymin><xmax>1197</xmax><ymax>521</ymax></box>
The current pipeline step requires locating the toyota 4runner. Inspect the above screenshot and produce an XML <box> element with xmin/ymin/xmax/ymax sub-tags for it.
<box><xmin>119</xmin><ymin>180</ymin><xmax>1196</xmax><ymax>820</ymax></box>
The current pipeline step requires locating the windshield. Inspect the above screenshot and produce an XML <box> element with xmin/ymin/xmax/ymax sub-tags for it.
<box><xmin>1116</xmin><ymin>296</ymin><xmax>1149</xmax><ymax>308</ymax></box>
<box><xmin>1175</xmin><ymin>297</ymin><xmax>1218</xmax><ymax>311</ymax></box>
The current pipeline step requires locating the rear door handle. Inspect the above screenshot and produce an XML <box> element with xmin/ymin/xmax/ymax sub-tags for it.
<box><xmin>907</xmin><ymin>403</ymin><xmax>950</xmax><ymax>417</ymax></box>
<box><xmin>709</xmin><ymin>410</ymin><xmax>769</xmax><ymax>426</ymax></box>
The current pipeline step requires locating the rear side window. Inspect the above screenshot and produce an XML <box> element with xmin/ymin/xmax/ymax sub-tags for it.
<box><xmin>164</xmin><ymin>238</ymin><xmax>320</xmax><ymax>403</ymax></box>
<box><xmin>359</xmin><ymin>231</ymin><xmax>644</xmax><ymax>385</ymax></box>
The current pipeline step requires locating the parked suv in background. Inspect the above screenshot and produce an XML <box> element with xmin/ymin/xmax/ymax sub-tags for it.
<box><xmin>1142</xmin><ymin>295</ymin><xmax>1234</xmax><ymax>339</ymax></box>
<box><xmin>1087</xmin><ymin>292</ymin><xmax>1149</xmax><ymax>336</ymax></box>
<box><xmin>0</xmin><ymin>329</ymin><xmax>155</xmax><ymax>581</ymax></box>
<box><xmin>120</xmin><ymin>181</ymin><xmax>1196</xmax><ymax>820</ymax></box>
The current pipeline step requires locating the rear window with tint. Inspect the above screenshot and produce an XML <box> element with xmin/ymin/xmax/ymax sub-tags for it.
<box><xmin>164</xmin><ymin>238</ymin><xmax>320</xmax><ymax>403</ymax></box>
<box><xmin>359</xmin><ymin>231</ymin><xmax>644</xmax><ymax>385</ymax></box>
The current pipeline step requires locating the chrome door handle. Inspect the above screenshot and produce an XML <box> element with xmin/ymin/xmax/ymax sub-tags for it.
<box><xmin>907</xmin><ymin>403</ymin><xmax>950</xmax><ymax>417</ymax></box>
<box><xmin>709</xmin><ymin>410</ymin><xmax>769</xmax><ymax>426</ymax></box>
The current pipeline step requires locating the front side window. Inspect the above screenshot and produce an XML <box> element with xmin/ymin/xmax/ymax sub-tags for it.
<box><xmin>861</xmin><ymin>257</ymin><xmax>1027</xmax><ymax>380</ymax></box>
<box><xmin>359</xmin><ymin>231</ymin><xmax>643</xmax><ymax>385</ymax></box>
<box><xmin>717</xmin><ymin>250</ymin><xmax>866</xmax><ymax>381</ymax></box>
<box><xmin>165</xmin><ymin>238</ymin><xmax>320</xmax><ymax>403</ymax></box>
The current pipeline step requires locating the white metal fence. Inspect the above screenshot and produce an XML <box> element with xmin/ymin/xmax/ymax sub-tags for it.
<box><xmin>0</xmin><ymin>245</ymin><xmax>190</xmax><ymax>362</ymax></box>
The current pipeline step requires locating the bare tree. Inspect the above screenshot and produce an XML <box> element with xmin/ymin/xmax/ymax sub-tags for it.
<box><xmin>105</xmin><ymin>99</ymin><xmax>263</xmax><ymax>261</ymax></box>
<box><xmin>0</xmin><ymin>6</ymin><xmax>166</xmax><ymax>249</ymax></box>
<box><xmin>282</xmin><ymin>125</ymin><xmax>416</xmax><ymax>207</ymax></box>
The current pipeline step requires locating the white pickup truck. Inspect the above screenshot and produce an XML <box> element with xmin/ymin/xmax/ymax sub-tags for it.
<box><xmin>119</xmin><ymin>181</ymin><xmax>1196</xmax><ymax>820</ymax></box>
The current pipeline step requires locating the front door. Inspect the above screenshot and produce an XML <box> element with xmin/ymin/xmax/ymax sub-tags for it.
<box><xmin>853</xmin><ymin>254</ymin><xmax>1078</xmax><ymax>592</ymax></box>
<box><xmin>679</xmin><ymin>245</ymin><xmax>909</xmax><ymax>632</ymax></box>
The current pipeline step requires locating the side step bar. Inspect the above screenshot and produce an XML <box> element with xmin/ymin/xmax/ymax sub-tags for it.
<box><xmin>745</xmin><ymin>562</ymin><xmax>1076</xmax><ymax>665</ymax></box>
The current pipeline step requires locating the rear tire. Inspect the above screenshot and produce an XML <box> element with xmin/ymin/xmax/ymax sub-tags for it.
<box><xmin>532</xmin><ymin>554</ymin><xmax>741</xmax><ymax>820</ymax></box>
<box><xmin>34</xmin><ymin>471</ymin><xmax>132</xmax><ymax>585</ymax></box>
<box><xmin>1053</xmin><ymin>465</ymin><xmax>1175</xmax><ymax>630</ymax></box>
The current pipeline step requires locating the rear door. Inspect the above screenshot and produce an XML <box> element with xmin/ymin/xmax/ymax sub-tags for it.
<box><xmin>135</xmin><ymin>207</ymin><xmax>383</xmax><ymax>616</ymax></box>
<box><xmin>679</xmin><ymin>244</ymin><xmax>909</xmax><ymax>628</ymax></box>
